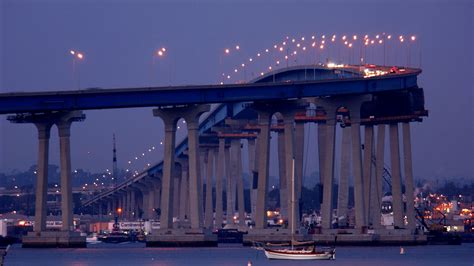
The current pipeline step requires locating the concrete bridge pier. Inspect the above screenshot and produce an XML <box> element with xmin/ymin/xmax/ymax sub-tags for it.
<box><xmin>225</xmin><ymin>144</ymin><xmax>234</xmax><ymax>226</ymax></box>
<box><xmin>204</xmin><ymin>149</ymin><xmax>215</xmax><ymax>229</ymax></box>
<box><xmin>337</xmin><ymin>126</ymin><xmax>351</xmax><ymax>227</ymax></box>
<box><xmin>148</xmin><ymin>104</ymin><xmax>216</xmax><ymax>247</ymax></box>
<box><xmin>281</xmin><ymin>109</ymin><xmax>298</xmax><ymax>233</ymax></box>
<box><xmin>106</xmin><ymin>200</ymin><xmax>112</xmax><ymax>216</ymax></box>
<box><xmin>172</xmin><ymin>162</ymin><xmax>182</xmax><ymax>223</ymax></box>
<box><xmin>175</xmin><ymin>157</ymin><xmax>190</xmax><ymax>225</ymax></box>
<box><xmin>276</xmin><ymin>121</ymin><xmax>288</xmax><ymax>222</ymax></box>
<box><xmin>254</xmin><ymin>109</ymin><xmax>272</xmax><ymax>230</ymax></box>
<box><xmin>402</xmin><ymin>122</ymin><xmax>416</xmax><ymax>231</ymax></box>
<box><xmin>389</xmin><ymin>123</ymin><xmax>404</xmax><ymax>229</ymax></box>
<box><xmin>133</xmin><ymin>182</ymin><xmax>150</xmax><ymax>219</ymax></box>
<box><xmin>347</xmin><ymin>100</ymin><xmax>368</xmax><ymax>232</ymax></box>
<box><xmin>230</xmin><ymin>138</ymin><xmax>245</xmax><ymax>227</ymax></box>
<box><xmin>317</xmin><ymin>96</ymin><xmax>369</xmax><ymax>232</ymax></box>
<box><xmin>363</xmin><ymin>125</ymin><xmax>374</xmax><ymax>225</ymax></box>
<box><xmin>372</xmin><ymin>124</ymin><xmax>386</xmax><ymax>229</ymax></box>
<box><xmin>316</xmin><ymin>102</ymin><xmax>338</xmax><ymax>231</ymax></box>
<box><xmin>8</xmin><ymin>111</ymin><xmax>86</xmax><ymax>248</ymax></box>
<box><xmin>247</xmin><ymin>138</ymin><xmax>257</xmax><ymax>222</ymax></box>
<box><xmin>294</xmin><ymin>120</ymin><xmax>304</xmax><ymax>224</ymax></box>
<box><xmin>214</xmin><ymin>139</ymin><xmax>225</xmax><ymax>228</ymax></box>
<box><xmin>34</xmin><ymin>122</ymin><xmax>53</xmax><ymax>234</ymax></box>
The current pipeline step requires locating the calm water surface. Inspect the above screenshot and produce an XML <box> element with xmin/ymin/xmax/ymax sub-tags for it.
<box><xmin>4</xmin><ymin>242</ymin><xmax>473</xmax><ymax>266</ymax></box>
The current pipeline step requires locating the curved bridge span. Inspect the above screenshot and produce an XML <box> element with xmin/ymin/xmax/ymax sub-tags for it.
<box><xmin>3</xmin><ymin>64</ymin><xmax>428</xmax><ymax>247</ymax></box>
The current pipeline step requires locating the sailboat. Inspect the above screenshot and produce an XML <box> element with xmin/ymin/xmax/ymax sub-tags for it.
<box><xmin>263</xmin><ymin>159</ymin><xmax>336</xmax><ymax>260</ymax></box>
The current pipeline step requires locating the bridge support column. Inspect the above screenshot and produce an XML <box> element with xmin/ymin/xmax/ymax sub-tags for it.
<box><xmin>134</xmin><ymin>183</ymin><xmax>149</xmax><ymax>220</ymax></box>
<box><xmin>34</xmin><ymin>122</ymin><xmax>53</xmax><ymax>233</ymax></box>
<box><xmin>215</xmin><ymin>139</ymin><xmax>225</xmax><ymax>228</ymax></box>
<box><xmin>142</xmin><ymin>191</ymin><xmax>150</xmax><ymax>219</ymax></box>
<box><xmin>106</xmin><ymin>200</ymin><xmax>112</xmax><ymax>216</ymax></box>
<box><xmin>148</xmin><ymin>105</ymin><xmax>216</xmax><ymax>247</ymax></box>
<box><xmin>389</xmin><ymin>123</ymin><xmax>404</xmax><ymax>228</ymax></box>
<box><xmin>152</xmin><ymin>111</ymin><xmax>178</xmax><ymax>229</ymax></box>
<box><xmin>183</xmin><ymin>105</ymin><xmax>210</xmax><ymax>231</ymax></box>
<box><xmin>318</xmin><ymin>122</ymin><xmax>327</xmax><ymax>184</ymax></box>
<box><xmin>230</xmin><ymin>139</ymin><xmax>245</xmax><ymax>227</ymax></box>
<box><xmin>373</xmin><ymin>125</ymin><xmax>385</xmax><ymax>229</ymax></box>
<box><xmin>122</xmin><ymin>192</ymin><xmax>128</xmax><ymax>219</ymax></box>
<box><xmin>314</xmin><ymin>100</ymin><xmax>339</xmax><ymax>231</ymax></box>
<box><xmin>176</xmin><ymin>158</ymin><xmax>189</xmax><ymax>223</ymax></box>
<box><xmin>8</xmin><ymin>111</ymin><xmax>86</xmax><ymax>248</ymax></box>
<box><xmin>337</xmin><ymin>126</ymin><xmax>351</xmax><ymax>227</ymax></box>
<box><xmin>254</xmin><ymin>110</ymin><xmax>272</xmax><ymax>229</ymax></box>
<box><xmin>320</xmin><ymin>118</ymin><xmax>336</xmax><ymax>230</ymax></box>
<box><xmin>363</xmin><ymin>125</ymin><xmax>374</xmax><ymax>226</ymax></box>
<box><xmin>147</xmin><ymin>185</ymin><xmax>156</xmax><ymax>219</ymax></box>
<box><xmin>281</xmin><ymin>110</ymin><xmax>298</xmax><ymax>233</ymax></box>
<box><xmin>173</xmin><ymin>164</ymin><xmax>182</xmax><ymax>222</ymax></box>
<box><xmin>294</xmin><ymin>121</ymin><xmax>304</xmax><ymax>225</ymax></box>
<box><xmin>402</xmin><ymin>122</ymin><xmax>416</xmax><ymax>231</ymax></box>
<box><xmin>130</xmin><ymin>190</ymin><xmax>135</xmax><ymax>219</ymax></box>
<box><xmin>348</xmin><ymin>101</ymin><xmax>367</xmax><ymax>231</ymax></box>
<box><xmin>247</xmin><ymin>138</ymin><xmax>257</xmax><ymax>222</ymax></box>
<box><xmin>225</xmin><ymin>145</ymin><xmax>234</xmax><ymax>225</ymax></box>
<box><xmin>204</xmin><ymin>149</ymin><xmax>214</xmax><ymax>228</ymax></box>
<box><xmin>58</xmin><ymin>117</ymin><xmax>76</xmax><ymax>231</ymax></box>
<box><xmin>277</xmin><ymin>126</ymin><xmax>288</xmax><ymax>221</ymax></box>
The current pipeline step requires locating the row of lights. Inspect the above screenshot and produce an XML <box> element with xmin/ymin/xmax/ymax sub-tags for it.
<box><xmin>220</xmin><ymin>33</ymin><xmax>417</xmax><ymax>83</ymax></box>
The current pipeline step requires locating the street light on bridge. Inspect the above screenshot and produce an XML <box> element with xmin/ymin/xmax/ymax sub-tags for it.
<box><xmin>69</xmin><ymin>50</ymin><xmax>84</xmax><ymax>89</ymax></box>
<box><xmin>151</xmin><ymin>47</ymin><xmax>166</xmax><ymax>85</ymax></box>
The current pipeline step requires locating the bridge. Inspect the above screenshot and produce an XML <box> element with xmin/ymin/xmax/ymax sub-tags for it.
<box><xmin>1</xmin><ymin>63</ymin><xmax>428</xmax><ymax>247</ymax></box>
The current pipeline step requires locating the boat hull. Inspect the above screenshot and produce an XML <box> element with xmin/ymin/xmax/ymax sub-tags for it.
<box><xmin>264</xmin><ymin>249</ymin><xmax>335</xmax><ymax>260</ymax></box>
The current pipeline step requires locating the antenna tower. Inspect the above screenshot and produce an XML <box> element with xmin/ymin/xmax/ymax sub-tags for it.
<box><xmin>113</xmin><ymin>134</ymin><xmax>118</xmax><ymax>188</ymax></box>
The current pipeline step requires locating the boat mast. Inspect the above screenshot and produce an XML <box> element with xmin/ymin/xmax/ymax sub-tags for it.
<box><xmin>291</xmin><ymin>157</ymin><xmax>295</xmax><ymax>247</ymax></box>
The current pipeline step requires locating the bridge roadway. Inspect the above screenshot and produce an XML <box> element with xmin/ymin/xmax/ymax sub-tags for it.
<box><xmin>0</xmin><ymin>65</ymin><xmax>419</xmax><ymax>115</ymax></box>
<box><xmin>2</xmin><ymin>64</ymin><xmax>427</xmax><ymax>247</ymax></box>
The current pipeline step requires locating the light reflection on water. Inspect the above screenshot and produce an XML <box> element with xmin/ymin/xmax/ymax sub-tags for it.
<box><xmin>4</xmin><ymin>242</ymin><xmax>474</xmax><ymax>266</ymax></box>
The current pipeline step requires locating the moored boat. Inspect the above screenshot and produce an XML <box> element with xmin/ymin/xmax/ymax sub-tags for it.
<box><xmin>264</xmin><ymin>246</ymin><xmax>335</xmax><ymax>260</ymax></box>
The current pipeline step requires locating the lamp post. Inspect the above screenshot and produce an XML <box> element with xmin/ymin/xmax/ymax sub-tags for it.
<box><xmin>69</xmin><ymin>50</ymin><xmax>84</xmax><ymax>89</ymax></box>
<box><xmin>151</xmin><ymin>47</ymin><xmax>166</xmax><ymax>86</ymax></box>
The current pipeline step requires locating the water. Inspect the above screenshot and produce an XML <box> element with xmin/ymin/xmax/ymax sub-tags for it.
<box><xmin>4</xmin><ymin>242</ymin><xmax>473</xmax><ymax>266</ymax></box>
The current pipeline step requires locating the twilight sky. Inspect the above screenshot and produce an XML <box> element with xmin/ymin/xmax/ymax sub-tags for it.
<box><xmin>0</xmin><ymin>0</ymin><xmax>472</xmax><ymax>181</ymax></box>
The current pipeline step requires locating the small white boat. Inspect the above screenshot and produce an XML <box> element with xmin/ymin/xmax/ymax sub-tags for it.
<box><xmin>264</xmin><ymin>246</ymin><xmax>335</xmax><ymax>260</ymax></box>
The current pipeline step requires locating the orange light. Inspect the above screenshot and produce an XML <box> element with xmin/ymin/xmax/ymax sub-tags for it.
<box><xmin>157</xmin><ymin>50</ymin><xmax>163</xmax><ymax>56</ymax></box>
<box><xmin>117</xmin><ymin>208</ymin><xmax>122</xmax><ymax>214</ymax></box>
<box><xmin>225</xmin><ymin>48</ymin><xmax>230</xmax><ymax>54</ymax></box>
<box><xmin>161</xmin><ymin>47</ymin><xmax>166</xmax><ymax>52</ymax></box>
<box><xmin>77</xmin><ymin>53</ymin><xmax>84</xmax><ymax>59</ymax></box>
<box><xmin>411</xmin><ymin>36</ymin><xmax>416</xmax><ymax>41</ymax></box>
